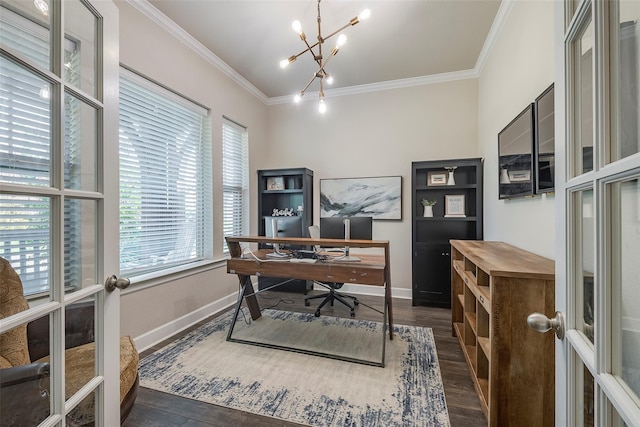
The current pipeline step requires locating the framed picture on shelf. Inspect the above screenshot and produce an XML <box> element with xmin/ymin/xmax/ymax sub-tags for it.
<box><xmin>266</xmin><ymin>176</ymin><xmax>285</xmax><ymax>190</ymax></box>
<box><xmin>508</xmin><ymin>170</ymin><xmax>531</xmax><ymax>182</ymax></box>
<box><xmin>427</xmin><ymin>171</ymin><xmax>448</xmax><ymax>186</ymax></box>
<box><xmin>445</xmin><ymin>195</ymin><xmax>466</xmax><ymax>217</ymax></box>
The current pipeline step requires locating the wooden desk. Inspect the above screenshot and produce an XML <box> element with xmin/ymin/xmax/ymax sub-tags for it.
<box><xmin>225</xmin><ymin>236</ymin><xmax>393</xmax><ymax>366</ymax></box>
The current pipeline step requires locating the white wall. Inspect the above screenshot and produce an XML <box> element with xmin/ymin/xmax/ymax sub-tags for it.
<box><xmin>478</xmin><ymin>0</ymin><xmax>556</xmax><ymax>259</ymax></box>
<box><xmin>266</xmin><ymin>80</ymin><xmax>479</xmax><ymax>292</ymax></box>
<box><xmin>116</xmin><ymin>2</ymin><xmax>269</xmax><ymax>341</ymax></box>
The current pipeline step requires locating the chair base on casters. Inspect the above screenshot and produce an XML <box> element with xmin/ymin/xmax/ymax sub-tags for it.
<box><xmin>305</xmin><ymin>285</ymin><xmax>359</xmax><ymax>317</ymax></box>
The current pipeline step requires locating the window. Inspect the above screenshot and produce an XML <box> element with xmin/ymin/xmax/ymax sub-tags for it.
<box><xmin>222</xmin><ymin>118</ymin><xmax>248</xmax><ymax>253</ymax></box>
<box><xmin>0</xmin><ymin>7</ymin><xmax>83</xmax><ymax>297</ymax></box>
<box><xmin>118</xmin><ymin>68</ymin><xmax>211</xmax><ymax>276</ymax></box>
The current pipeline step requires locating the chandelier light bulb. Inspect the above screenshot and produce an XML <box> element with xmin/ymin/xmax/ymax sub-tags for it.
<box><xmin>336</xmin><ymin>34</ymin><xmax>347</xmax><ymax>47</ymax></box>
<box><xmin>326</xmin><ymin>75</ymin><xmax>334</xmax><ymax>84</ymax></box>
<box><xmin>318</xmin><ymin>99</ymin><xmax>327</xmax><ymax>114</ymax></box>
<box><xmin>39</xmin><ymin>85</ymin><xmax>50</xmax><ymax>100</ymax></box>
<box><xmin>34</xmin><ymin>0</ymin><xmax>48</xmax><ymax>15</ymax></box>
<box><xmin>292</xmin><ymin>20</ymin><xmax>302</xmax><ymax>34</ymax></box>
<box><xmin>280</xmin><ymin>59</ymin><xmax>290</xmax><ymax>69</ymax></box>
<box><xmin>358</xmin><ymin>9</ymin><xmax>371</xmax><ymax>21</ymax></box>
<box><xmin>293</xmin><ymin>93</ymin><xmax>302</xmax><ymax>103</ymax></box>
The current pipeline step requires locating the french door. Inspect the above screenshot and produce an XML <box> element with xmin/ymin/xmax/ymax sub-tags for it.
<box><xmin>556</xmin><ymin>0</ymin><xmax>640</xmax><ymax>425</ymax></box>
<box><xmin>0</xmin><ymin>0</ymin><xmax>120</xmax><ymax>425</ymax></box>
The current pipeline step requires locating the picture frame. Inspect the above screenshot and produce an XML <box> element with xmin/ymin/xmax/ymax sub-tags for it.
<box><xmin>427</xmin><ymin>171</ymin><xmax>448</xmax><ymax>186</ymax></box>
<box><xmin>508</xmin><ymin>170</ymin><xmax>531</xmax><ymax>182</ymax></box>
<box><xmin>445</xmin><ymin>195</ymin><xmax>466</xmax><ymax>217</ymax></box>
<box><xmin>320</xmin><ymin>176</ymin><xmax>402</xmax><ymax>220</ymax></box>
<box><xmin>266</xmin><ymin>176</ymin><xmax>285</xmax><ymax>190</ymax></box>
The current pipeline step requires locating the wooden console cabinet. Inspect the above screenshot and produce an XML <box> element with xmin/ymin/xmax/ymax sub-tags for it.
<box><xmin>450</xmin><ymin>240</ymin><xmax>555</xmax><ymax>426</ymax></box>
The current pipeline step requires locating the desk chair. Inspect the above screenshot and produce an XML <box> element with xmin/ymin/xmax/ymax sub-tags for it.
<box><xmin>304</xmin><ymin>225</ymin><xmax>360</xmax><ymax>317</ymax></box>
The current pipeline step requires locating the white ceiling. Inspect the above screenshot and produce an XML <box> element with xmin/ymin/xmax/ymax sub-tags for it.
<box><xmin>145</xmin><ymin>0</ymin><xmax>503</xmax><ymax>100</ymax></box>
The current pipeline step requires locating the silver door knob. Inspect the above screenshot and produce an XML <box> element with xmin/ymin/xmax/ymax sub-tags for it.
<box><xmin>527</xmin><ymin>311</ymin><xmax>565</xmax><ymax>339</ymax></box>
<box><xmin>105</xmin><ymin>275</ymin><xmax>130</xmax><ymax>292</ymax></box>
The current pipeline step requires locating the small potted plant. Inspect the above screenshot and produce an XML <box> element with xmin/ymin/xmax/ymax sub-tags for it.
<box><xmin>420</xmin><ymin>199</ymin><xmax>436</xmax><ymax>217</ymax></box>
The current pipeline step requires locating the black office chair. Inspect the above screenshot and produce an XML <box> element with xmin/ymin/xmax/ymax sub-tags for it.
<box><xmin>304</xmin><ymin>225</ymin><xmax>360</xmax><ymax>317</ymax></box>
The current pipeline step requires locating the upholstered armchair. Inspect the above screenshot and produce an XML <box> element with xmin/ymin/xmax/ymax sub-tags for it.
<box><xmin>0</xmin><ymin>257</ymin><xmax>139</xmax><ymax>426</ymax></box>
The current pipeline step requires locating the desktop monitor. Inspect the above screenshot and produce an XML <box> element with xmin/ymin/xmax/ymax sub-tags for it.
<box><xmin>264</xmin><ymin>216</ymin><xmax>304</xmax><ymax>258</ymax></box>
<box><xmin>264</xmin><ymin>216</ymin><xmax>304</xmax><ymax>239</ymax></box>
<box><xmin>320</xmin><ymin>216</ymin><xmax>372</xmax><ymax>240</ymax></box>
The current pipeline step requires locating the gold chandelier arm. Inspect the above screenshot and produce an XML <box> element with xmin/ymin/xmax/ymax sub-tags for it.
<box><xmin>321</xmin><ymin>22</ymin><xmax>352</xmax><ymax>43</ymax></box>
<box><xmin>300</xmin><ymin>72</ymin><xmax>318</xmax><ymax>95</ymax></box>
<box><xmin>316</xmin><ymin>0</ymin><xmax>323</xmax><ymax>62</ymax></box>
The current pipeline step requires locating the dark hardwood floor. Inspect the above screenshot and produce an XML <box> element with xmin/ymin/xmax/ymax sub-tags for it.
<box><xmin>123</xmin><ymin>290</ymin><xmax>486</xmax><ymax>427</ymax></box>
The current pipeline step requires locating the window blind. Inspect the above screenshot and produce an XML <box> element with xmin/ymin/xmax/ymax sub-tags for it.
<box><xmin>119</xmin><ymin>68</ymin><xmax>211</xmax><ymax>276</ymax></box>
<box><xmin>1</xmin><ymin>10</ymin><xmax>53</xmax><ymax>296</ymax></box>
<box><xmin>222</xmin><ymin>118</ymin><xmax>248</xmax><ymax>253</ymax></box>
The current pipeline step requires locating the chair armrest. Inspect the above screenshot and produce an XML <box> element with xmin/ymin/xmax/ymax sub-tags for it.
<box><xmin>0</xmin><ymin>362</ymin><xmax>49</xmax><ymax>387</ymax></box>
<box><xmin>27</xmin><ymin>301</ymin><xmax>95</xmax><ymax>361</ymax></box>
<box><xmin>0</xmin><ymin>363</ymin><xmax>51</xmax><ymax>425</ymax></box>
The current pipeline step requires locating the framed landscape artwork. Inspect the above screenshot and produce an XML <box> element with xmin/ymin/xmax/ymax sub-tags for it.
<box><xmin>320</xmin><ymin>176</ymin><xmax>402</xmax><ymax>220</ymax></box>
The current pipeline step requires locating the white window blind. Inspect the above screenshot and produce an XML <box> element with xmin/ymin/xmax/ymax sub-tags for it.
<box><xmin>0</xmin><ymin>8</ymin><xmax>81</xmax><ymax>296</ymax></box>
<box><xmin>222</xmin><ymin>118</ymin><xmax>248</xmax><ymax>253</ymax></box>
<box><xmin>119</xmin><ymin>68</ymin><xmax>211</xmax><ymax>276</ymax></box>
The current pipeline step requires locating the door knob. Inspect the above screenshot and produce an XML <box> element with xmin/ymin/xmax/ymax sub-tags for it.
<box><xmin>527</xmin><ymin>311</ymin><xmax>565</xmax><ymax>339</ymax></box>
<box><xmin>105</xmin><ymin>275</ymin><xmax>131</xmax><ymax>292</ymax></box>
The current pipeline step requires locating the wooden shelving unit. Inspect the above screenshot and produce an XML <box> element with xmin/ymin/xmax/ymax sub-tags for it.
<box><xmin>450</xmin><ymin>240</ymin><xmax>555</xmax><ymax>426</ymax></box>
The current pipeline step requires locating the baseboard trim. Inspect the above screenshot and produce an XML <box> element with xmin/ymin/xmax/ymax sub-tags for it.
<box><xmin>133</xmin><ymin>284</ymin><xmax>411</xmax><ymax>352</ymax></box>
<box><xmin>133</xmin><ymin>293</ymin><xmax>237</xmax><ymax>352</ymax></box>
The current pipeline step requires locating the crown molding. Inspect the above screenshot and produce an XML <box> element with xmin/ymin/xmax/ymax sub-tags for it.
<box><xmin>126</xmin><ymin>0</ymin><xmax>269</xmax><ymax>104</ymax></box>
<box><xmin>267</xmin><ymin>69</ymin><xmax>479</xmax><ymax>106</ymax></box>
<box><xmin>474</xmin><ymin>0</ymin><xmax>515</xmax><ymax>74</ymax></box>
<box><xmin>128</xmin><ymin>0</ymin><xmax>511</xmax><ymax>107</ymax></box>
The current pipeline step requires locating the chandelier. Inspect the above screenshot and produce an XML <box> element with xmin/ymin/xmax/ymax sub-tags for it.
<box><xmin>279</xmin><ymin>0</ymin><xmax>370</xmax><ymax>113</ymax></box>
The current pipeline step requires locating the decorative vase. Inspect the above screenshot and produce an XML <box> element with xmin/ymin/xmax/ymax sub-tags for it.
<box><xmin>423</xmin><ymin>205</ymin><xmax>433</xmax><ymax>217</ymax></box>
<box><xmin>500</xmin><ymin>168</ymin><xmax>511</xmax><ymax>184</ymax></box>
<box><xmin>446</xmin><ymin>167</ymin><xmax>457</xmax><ymax>186</ymax></box>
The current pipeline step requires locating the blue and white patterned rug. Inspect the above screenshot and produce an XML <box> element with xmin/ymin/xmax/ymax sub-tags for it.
<box><xmin>139</xmin><ymin>309</ymin><xmax>450</xmax><ymax>427</ymax></box>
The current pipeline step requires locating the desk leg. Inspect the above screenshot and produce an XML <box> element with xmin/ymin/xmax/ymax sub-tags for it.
<box><xmin>240</xmin><ymin>275</ymin><xmax>261</xmax><ymax>320</ymax></box>
<box><xmin>385</xmin><ymin>282</ymin><xmax>394</xmax><ymax>340</ymax></box>
<box><xmin>227</xmin><ymin>275</ymin><xmax>262</xmax><ymax>342</ymax></box>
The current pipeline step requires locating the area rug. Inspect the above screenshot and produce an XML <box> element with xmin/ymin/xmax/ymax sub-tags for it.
<box><xmin>139</xmin><ymin>309</ymin><xmax>450</xmax><ymax>427</ymax></box>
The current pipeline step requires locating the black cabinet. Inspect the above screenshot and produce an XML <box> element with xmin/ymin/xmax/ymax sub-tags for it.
<box><xmin>257</xmin><ymin>168</ymin><xmax>313</xmax><ymax>293</ymax></box>
<box><xmin>413</xmin><ymin>244</ymin><xmax>452</xmax><ymax>307</ymax></box>
<box><xmin>411</xmin><ymin>158</ymin><xmax>483</xmax><ymax>307</ymax></box>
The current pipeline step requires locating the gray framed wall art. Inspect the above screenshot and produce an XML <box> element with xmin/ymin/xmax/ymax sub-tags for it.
<box><xmin>320</xmin><ymin>176</ymin><xmax>402</xmax><ymax>220</ymax></box>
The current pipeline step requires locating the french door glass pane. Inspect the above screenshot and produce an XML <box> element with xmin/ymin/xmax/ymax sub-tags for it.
<box><xmin>577</xmin><ymin>188</ymin><xmax>595</xmax><ymax>343</ymax></box>
<box><xmin>0</xmin><ymin>194</ymin><xmax>51</xmax><ymax>298</ymax></box>
<box><xmin>611</xmin><ymin>2</ymin><xmax>640</xmax><ymax>161</ymax></box>
<box><xmin>614</xmin><ymin>178</ymin><xmax>640</xmax><ymax>403</ymax></box>
<box><xmin>63</xmin><ymin>0</ymin><xmax>97</xmax><ymax>97</ymax></box>
<box><xmin>0</xmin><ymin>311</ymin><xmax>53</xmax><ymax>424</ymax></box>
<box><xmin>64</xmin><ymin>198</ymin><xmax>97</xmax><ymax>290</ymax></box>
<box><xmin>63</xmin><ymin>294</ymin><xmax>97</xmax><ymax>425</ymax></box>
<box><xmin>64</xmin><ymin>93</ymin><xmax>97</xmax><ymax>191</ymax></box>
<box><xmin>574</xmin><ymin>18</ymin><xmax>594</xmax><ymax>176</ymax></box>
<box><xmin>577</xmin><ymin>355</ymin><xmax>596</xmax><ymax>427</ymax></box>
<box><xmin>0</xmin><ymin>1</ymin><xmax>50</xmax><ymax>69</ymax></box>
<box><xmin>0</xmin><ymin>55</ymin><xmax>52</xmax><ymax>187</ymax></box>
